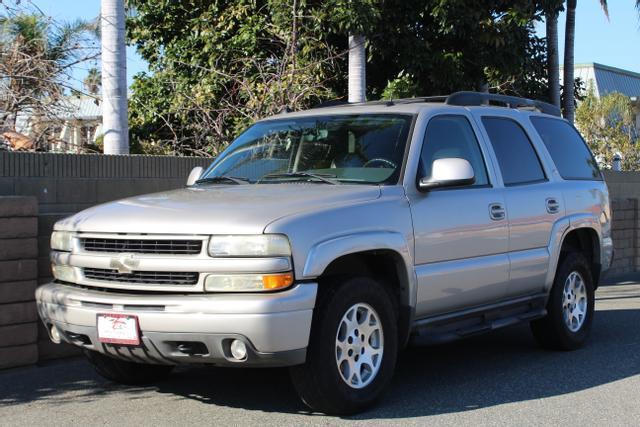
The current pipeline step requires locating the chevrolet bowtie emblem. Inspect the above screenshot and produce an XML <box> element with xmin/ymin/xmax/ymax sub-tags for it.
<box><xmin>109</xmin><ymin>253</ymin><xmax>139</xmax><ymax>274</ymax></box>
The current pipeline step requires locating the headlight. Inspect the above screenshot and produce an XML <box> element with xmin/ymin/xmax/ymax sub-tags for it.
<box><xmin>51</xmin><ymin>264</ymin><xmax>77</xmax><ymax>283</ymax></box>
<box><xmin>51</xmin><ymin>231</ymin><xmax>73</xmax><ymax>252</ymax></box>
<box><xmin>208</xmin><ymin>235</ymin><xmax>291</xmax><ymax>257</ymax></box>
<box><xmin>204</xmin><ymin>273</ymin><xmax>293</xmax><ymax>292</ymax></box>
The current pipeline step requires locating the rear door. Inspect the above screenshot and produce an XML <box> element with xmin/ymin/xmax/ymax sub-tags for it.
<box><xmin>475</xmin><ymin>114</ymin><xmax>564</xmax><ymax>298</ymax></box>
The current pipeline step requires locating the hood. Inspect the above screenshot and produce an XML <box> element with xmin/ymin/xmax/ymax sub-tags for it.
<box><xmin>55</xmin><ymin>184</ymin><xmax>381</xmax><ymax>234</ymax></box>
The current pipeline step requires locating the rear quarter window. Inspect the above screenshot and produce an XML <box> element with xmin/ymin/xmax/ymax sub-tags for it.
<box><xmin>530</xmin><ymin>117</ymin><xmax>602</xmax><ymax>181</ymax></box>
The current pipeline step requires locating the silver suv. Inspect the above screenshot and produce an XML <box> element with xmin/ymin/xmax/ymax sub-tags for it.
<box><xmin>37</xmin><ymin>92</ymin><xmax>612</xmax><ymax>414</ymax></box>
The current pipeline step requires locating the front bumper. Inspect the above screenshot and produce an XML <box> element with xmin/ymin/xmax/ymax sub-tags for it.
<box><xmin>36</xmin><ymin>282</ymin><xmax>317</xmax><ymax>367</ymax></box>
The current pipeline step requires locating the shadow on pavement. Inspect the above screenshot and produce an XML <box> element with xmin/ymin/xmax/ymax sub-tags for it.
<box><xmin>1</xmin><ymin>304</ymin><xmax>638</xmax><ymax>420</ymax></box>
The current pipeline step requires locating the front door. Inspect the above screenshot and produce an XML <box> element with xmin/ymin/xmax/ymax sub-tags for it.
<box><xmin>407</xmin><ymin>114</ymin><xmax>509</xmax><ymax>318</ymax></box>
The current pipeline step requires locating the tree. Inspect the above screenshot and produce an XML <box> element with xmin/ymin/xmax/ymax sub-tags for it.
<box><xmin>575</xmin><ymin>90</ymin><xmax>639</xmax><ymax>170</ymax></box>
<box><xmin>127</xmin><ymin>0</ymin><xmax>362</xmax><ymax>156</ymax></box>
<box><xmin>127</xmin><ymin>1</ymin><xmax>551</xmax><ymax>155</ymax></box>
<box><xmin>101</xmin><ymin>0</ymin><xmax>129</xmax><ymax>154</ymax></box>
<box><xmin>364</xmin><ymin>0</ymin><xmax>550</xmax><ymax>100</ymax></box>
<box><xmin>83</xmin><ymin>67</ymin><xmax>102</xmax><ymax>95</ymax></box>
<box><xmin>348</xmin><ymin>34</ymin><xmax>366</xmax><ymax>103</ymax></box>
<box><xmin>0</xmin><ymin>5</ymin><xmax>98</xmax><ymax>145</ymax></box>
<box><xmin>542</xmin><ymin>0</ymin><xmax>564</xmax><ymax>107</ymax></box>
<box><xmin>563</xmin><ymin>0</ymin><xmax>608</xmax><ymax>123</ymax></box>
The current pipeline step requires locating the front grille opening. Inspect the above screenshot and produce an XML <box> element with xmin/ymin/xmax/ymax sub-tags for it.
<box><xmin>81</xmin><ymin>238</ymin><xmax>202</xmax><ymax>255</ymax></box>
<box><xmin>83</xmin><ymin>268</ymin><xmax>199</xmax><ymax>286</ymax></box>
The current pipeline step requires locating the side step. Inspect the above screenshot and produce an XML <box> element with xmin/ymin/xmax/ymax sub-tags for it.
<box><xmin>410</xmin><ymin>294</ymin><xmax>547</xmax><ymax>345</ymax></box>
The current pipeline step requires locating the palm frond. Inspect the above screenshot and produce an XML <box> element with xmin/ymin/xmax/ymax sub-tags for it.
<box><xmin>599</xmin><ymin>0</ymin><xmax>609</xmax><ymax>21</ymax></box>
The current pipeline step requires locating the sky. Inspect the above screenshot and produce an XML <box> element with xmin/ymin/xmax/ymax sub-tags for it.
<box><xmin>535</xmin><ymin>1</ymin><xmax>640</xmax><ymax>72</ymax></box>
<box><xmin>27</xmin><ymin>0</ymin><xmax>640</xmax><ymax>89</ymax></box>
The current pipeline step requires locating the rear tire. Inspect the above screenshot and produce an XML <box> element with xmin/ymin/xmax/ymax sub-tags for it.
<box><xmin>531</xmin><ymin>252</ymin><xmax>595</xmax><ymax>350</ymax></box>
<box><xmin>84</xmin><ymin>350</ymin><xmax>173</xmax><ymax>385</ymax></box>
<box><xmin>290</xmin><ymin>276</ymin><xmax>398</xmax><ymax>415</ymax></box>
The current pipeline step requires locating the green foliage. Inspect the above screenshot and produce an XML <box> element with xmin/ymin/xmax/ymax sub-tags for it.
<box><xmin>127</xmin><ymin>0</ymin><xmax>553</xmax><ymax>155</ymax></box>
<box><xmin>365</xmin><ymin>0</ymin><xmax>549</xmax><ymax>100</ymax></box>
<box><xmin>575</xmin><ymin>90</ymin><xmax>639</xmax><ymax>171</ymax></box>
<box><xmin>127</xmin><ymin>0</ymin><xmax>361</xmax><ymax>156</ymax></box>
<box><xmin>381</xmin><ymin>71</ymin><xmax>419</xmax><ymax>100</ymax></box>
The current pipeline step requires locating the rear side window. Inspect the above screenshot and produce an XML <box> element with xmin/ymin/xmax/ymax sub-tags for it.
<box><xmin>530</xmin><ymin>117</ymin><xmax>602</xmax><ymax>180</ymax></box>
<box><xmin>482</xmin><ymin>117</ymin><xmax>546</xmax><ymax>186</ymax></box>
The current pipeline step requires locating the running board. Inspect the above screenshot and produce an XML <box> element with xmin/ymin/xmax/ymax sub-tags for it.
<box><xmin>410</xmin><ymin>294</ymin><xmax>547</xmax><ymax>345</ymax></box>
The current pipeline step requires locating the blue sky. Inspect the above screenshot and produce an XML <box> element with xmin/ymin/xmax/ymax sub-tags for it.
<box><xmin>31</xmin><ymin>0</ymin><xmax>640</xmax><ymax>88</ymax></box>
<box><xmin>535</xmin><ymin>1</ymin><xmax>640</xmax><ymax>71</ymax></box>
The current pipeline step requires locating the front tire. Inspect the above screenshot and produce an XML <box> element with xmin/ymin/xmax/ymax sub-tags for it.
<box><xmin>531</xmin><ymin>252</ymin><xmax>595</xmax><ymax>350</ymax></box>
<box><xmin>290</xmin><ymin>276</ymin><xmax>398</xmax><ymax>415</ymax></box>
<box><xmin>84</xmin><ymin>350</ymin><xmax>174</xmax><ymax>385</ymax></box>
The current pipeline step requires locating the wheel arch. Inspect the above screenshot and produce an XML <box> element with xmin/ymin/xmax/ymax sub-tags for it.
<box><xmin>547</xmin><ymin>215</ymin><xmax>602</xmax><ymax>290</ymax></box>
<box><xmin>560</xmin><ymin>227</ymin><xmax>601</xmax><ymax>287</ymax></box>
<box><xmin>301</xmin><ymin>232</ymin><xmax>416</xmax><ymax>347</ymax></box>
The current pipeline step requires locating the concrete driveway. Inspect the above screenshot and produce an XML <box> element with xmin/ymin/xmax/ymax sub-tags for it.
<box><xmin>1</xmin><ymin>280</ymin><xmax>639</xmax><ymax>426</ymax></box>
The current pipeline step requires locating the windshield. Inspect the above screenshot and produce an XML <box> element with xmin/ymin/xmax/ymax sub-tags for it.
<box><xmin>201</xmin><ymin>114</ymin><xmax>413</xmax><ymax>185</ymax></box>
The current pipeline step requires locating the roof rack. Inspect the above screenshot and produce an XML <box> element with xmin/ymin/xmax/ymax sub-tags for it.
<box><xmin>308</xmin><ymin>91</ymin><xmax>561</xmax><ymax>117</ymax></box>
<box><xmin>445</xmin><ymin>91</ymin><xmax>561</xmax><ymax>117</ymax></box>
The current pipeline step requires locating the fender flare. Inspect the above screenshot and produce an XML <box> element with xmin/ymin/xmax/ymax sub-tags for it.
<box><xmin>303</xmin><ymin>230</ymin><xmax>415</xmax><ymax>300</ymax></box>
<box><xmin>545</xmin><ymin>213</ymin><xmax>602</xmax><ymax>290</ymax></box>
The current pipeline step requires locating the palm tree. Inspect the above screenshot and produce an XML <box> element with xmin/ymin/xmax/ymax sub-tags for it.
<box><xmin>563</xmin><ymin>0</ymin><xmax>608</xmax><ymax>123</ymax></box>
<box><xmin>83</xmin><ymin>67</ymin><xmax>102</xmax><ymax>95</ymax></box>
<box><xmin>100</xmin><ymin>0</ymin><xmax>129</xmax><ymax>154</ymax></box>
<box><xmin>0</xmin><ymin>14</ymin><xmax>92</xmax><ymax>129</ymax></box>
<box><xmin>348</xmin><ymin>34</ymin><xmax>366</xmax><ymax>103</ymax></box>
<box><xmin>544</xmin><ymin>2</ymin><xmax>563</xmax><ymax>108</ymax></box>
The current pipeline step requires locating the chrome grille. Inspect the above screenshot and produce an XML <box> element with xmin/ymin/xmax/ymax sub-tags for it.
<box><xmin>81</xmin><ymin>238</ymin><xmax>202</xmax><ymax>255</ymax></box>
<box><xmin>83</xmin><ymin>268</ymin><xmax>199</xmax><ymax>286</ymax></box>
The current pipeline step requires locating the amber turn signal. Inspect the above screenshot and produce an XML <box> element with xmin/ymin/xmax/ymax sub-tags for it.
<box><xmin>262</xmin><ymin>272</ymin><xmax>294</xmax><ymax>290</ymax></box>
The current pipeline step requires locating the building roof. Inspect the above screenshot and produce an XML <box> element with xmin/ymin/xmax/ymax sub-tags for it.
<box><xmin>49</xmin><ymin>95</ymin><xmax>102</xmax><ymax>121</ymax></box>
<box><xmin>568</xmin><ymin>63</ymin><xmax>640</xmax><ymax>99</ymax></box>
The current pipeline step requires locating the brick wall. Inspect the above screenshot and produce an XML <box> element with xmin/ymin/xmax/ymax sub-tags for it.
<box><xmin>0</xmin><ymin>197</ymin><xmax>39</xmax><ymax>369</ymax></box>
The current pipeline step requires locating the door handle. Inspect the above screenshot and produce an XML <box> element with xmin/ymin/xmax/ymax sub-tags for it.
<box><xmin>489</xmin><ymin>203</ymin><xmax>506</xmax><ymax>221</ymax></box>
<box><xmin>546</xmin><ymin>198</ymin><xmax>560</xmax><ymax>214</ymax></box>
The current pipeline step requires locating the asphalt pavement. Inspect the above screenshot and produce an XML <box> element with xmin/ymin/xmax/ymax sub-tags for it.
<box><xmin>1</xmin><ymin>278</ymin><xmax>639</xmax><ymax>426</ymax></box>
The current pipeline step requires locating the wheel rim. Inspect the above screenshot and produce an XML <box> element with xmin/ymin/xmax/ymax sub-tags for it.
<box><xmin>562</xmin><ymin>271</ymin><xmax>588</xmax><ymax>332</ymax></box>
<box><xmin>335</xmin><ymin>303</ymin><xmax>384</xmax><ymax>389</ymax></box>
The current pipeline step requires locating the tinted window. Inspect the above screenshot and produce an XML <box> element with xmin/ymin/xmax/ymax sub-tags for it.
<box><xmin>482</xmin><ymin>117</ymin><xmax>545</xmax><ymax>186</ymax></box>
<box><xmin>419</xmin><ymin>115</ymin><xmax>489</xmax><ymax>187</ymax></box>
<box><xmin>530</xmin><ymin>117</ymin><xmax>601</xmax><ymax>180</ymax></box>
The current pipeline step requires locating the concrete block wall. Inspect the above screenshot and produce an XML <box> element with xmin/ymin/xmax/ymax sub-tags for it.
<box><xmin>608</xmin><ymin>198</ymin><xmax>639</xmax><ymax>277</ymax></box>
<box><xmin>0</xmin><ymin>152</ymin><xmax>212</xmax><ymax>368</ymax></box>
<box><xmin>0</xmin><ymin>197</ymin><xmax>39</xmax><ymax>369</ymax></box>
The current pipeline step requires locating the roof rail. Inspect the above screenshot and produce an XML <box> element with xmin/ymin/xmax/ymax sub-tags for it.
<box><xmin>308</xmin><ymin>92</ymin><xmax>561</xmax><ymax>117</ymax></box>
<box><xmin>445</xmin><ymin>91</ymin><xmax>561</xmax><ymax>117</ymax></box>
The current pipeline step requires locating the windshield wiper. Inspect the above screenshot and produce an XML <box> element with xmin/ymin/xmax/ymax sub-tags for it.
<box><xmin>260</xmin><ymin>171</ymin><xmax>340</xmax><ymax>185</ymax></box>
<box><xmin>195</xmin><ymin>175</ymin><xmax>251</xmax><ymax>185</ymax></box>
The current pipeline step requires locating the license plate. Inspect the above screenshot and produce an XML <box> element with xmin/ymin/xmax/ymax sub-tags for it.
<box><xmin>97</xmin><ymin>313</ymin><xmax>140</xmax><ymax>346</ymax></box>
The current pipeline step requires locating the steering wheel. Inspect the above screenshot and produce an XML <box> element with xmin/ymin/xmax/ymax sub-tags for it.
<box><xmin>363</xmin><ymin>158</ymin><xmax>397</xmax><ymax>169</ymax></box>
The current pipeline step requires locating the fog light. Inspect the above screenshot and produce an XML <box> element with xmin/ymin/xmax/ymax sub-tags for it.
<box><xmin>230</xmin><ymin>339</ymin><xmax>247</xmax><ymax>360</ymax></box>
<box><xmin>50</xmin><ymin>325</ymin><xmax>61</xmax><ymax>344</ymax></box>
<box><xmin>51</xmin><ymin>264</ymin><xmax>76</xmax><ymax>283</ymax></box>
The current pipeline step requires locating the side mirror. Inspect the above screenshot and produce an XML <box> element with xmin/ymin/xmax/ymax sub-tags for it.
<box><xmin>186</xmin><ymin>166</ymin><xmax>204</xmax><ymax>186</ymax></box>
<box><xmin>418</xmin><ymin>158</ymin><xmax>475</xmax><ymax>191</ymax></box>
